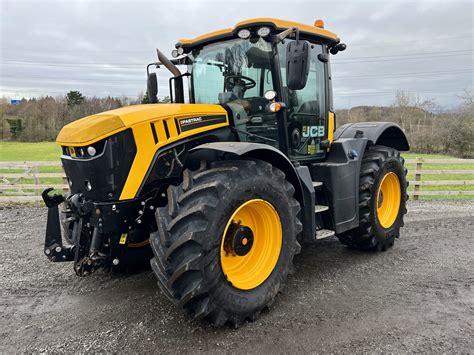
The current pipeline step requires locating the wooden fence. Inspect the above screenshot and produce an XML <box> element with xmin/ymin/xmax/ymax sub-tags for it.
<box><xmin>0</xmin><ymin>161</ymin><xmax>66</xmax><ymax>204</ymax></box>
<box><xmin>0</xmin><ymin>159</ymin><xmax>473</xmax><ymax>204</ymax></box>
<box><xmin>406</xmin><ymin>158</ymin><xmax>474</xmax><ymax>200</ymax></box>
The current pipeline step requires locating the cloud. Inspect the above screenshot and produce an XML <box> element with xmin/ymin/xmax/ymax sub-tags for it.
<box><xmin>0</xmin><ymin>0</ymin><xmax>472</xmax><ymax>108</ymax></box>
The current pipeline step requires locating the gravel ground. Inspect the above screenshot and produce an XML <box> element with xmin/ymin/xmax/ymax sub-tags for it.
<box><xmin>0</xmin><ymin>200</ymin><xmax>473</xmax><ymax>353</ymax></box>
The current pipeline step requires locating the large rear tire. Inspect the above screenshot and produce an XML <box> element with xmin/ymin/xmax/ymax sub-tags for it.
<box><xmin>150</xmin><ymin>159</ymin><xmax>302</xmax><ymax>326</ymax></box>
<box><xmin>337</xmin><ymin>145</ymin><xmax>408</xmax><ymax>251</ymax></box>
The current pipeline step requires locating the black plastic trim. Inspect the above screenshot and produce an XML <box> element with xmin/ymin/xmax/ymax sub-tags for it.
<box><xmin>310</xmin><ymin>138</ymin><xmax>368</xmax><ymax>233</ymax></box>
<box><xmin>163</xmin><ymin>120</ymin><xmax>170</xmax><ymax>139</ymax></box>
<box><xmin>61</xmin><ymin>129</ymin><xmax>137</xmax><ymax>202</ymax></box>
<box><xmin>334</xmin><ymin>122</ymin><xmax>410</xmax><ymax>151</ymax></box>
<box><xmin>150</xmin><ymin>122</ymin><xmax>159</xmax><ymax>144</ymax></box>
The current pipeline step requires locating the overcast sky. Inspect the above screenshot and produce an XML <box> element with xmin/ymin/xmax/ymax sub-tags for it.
<box><xmin>1</xmin><ymin>0</ymin><xmax>473</xmax><ymax>109</ymax></box>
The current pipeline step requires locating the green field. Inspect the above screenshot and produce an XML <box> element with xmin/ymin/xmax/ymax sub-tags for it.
<box><xmin>0</xmin><ymin>141</ymin><xmax>61</xmax><ymax>161</ymax></box>
<box><xmin>1</xmin><ymin>141</ymin><xmax>472</xmax><ymax>200</ymax></box>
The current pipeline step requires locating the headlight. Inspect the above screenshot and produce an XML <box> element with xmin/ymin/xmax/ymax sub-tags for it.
<box><xmin>257</xmin><ymin>26</ymin><xmax>271</xmax><ymax>37</ymax></box>
<box><xmin>87</xmin><ymin>146</ymin><xmax>97</xmax><ymax>156</ymax></box>
<box><xmin>264</xmin><ymin>90</ymin><xmax>277</xmax><ymax>101</ymax></box>
<box><xmin>237</xmin><ymin>29</ymin><xmax>251</xmax><ymax>39</ymax></box>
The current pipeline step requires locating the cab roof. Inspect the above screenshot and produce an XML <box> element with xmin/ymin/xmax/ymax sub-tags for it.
<box><xmin>177</xmin><ymin>18</ymin><xmax>339</xmax><ymax>49</ymax></box>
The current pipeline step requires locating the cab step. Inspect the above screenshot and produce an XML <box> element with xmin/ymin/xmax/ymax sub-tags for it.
<box><xmin>316</xmin><ymin>229</ymin><xmax>335</xmax><ymax>240</ymax></box>
<box><xmin>314</xmin><ymin>205</ymin><xmax>329</xmax><ymax>213</ymax></box>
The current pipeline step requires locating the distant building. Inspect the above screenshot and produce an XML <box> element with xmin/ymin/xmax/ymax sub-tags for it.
<box><xmin>10</xmin><ymin>99</ymin><xmax>21</xmax><ymax>106</ymax></box>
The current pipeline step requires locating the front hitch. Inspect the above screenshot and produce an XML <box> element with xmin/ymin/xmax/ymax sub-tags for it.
<box><xmin>42</xmin><ymin>188</ymin><xmax>75</xmax><ymax>262</ymax></box>
<box><xmin>42</xmin><ymin>188</ymin><xmax>109</xmax><ymax>275</ymax></box>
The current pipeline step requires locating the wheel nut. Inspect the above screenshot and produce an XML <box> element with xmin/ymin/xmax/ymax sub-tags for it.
<box><xmin>55</xmin><ymin>246</ymin><xmax>62</xmax><ymax>253</ymax></box>
<box><xmin>112</xmin><ymin>259</ymin><xmax>120</xmax><ymax>265</ymax></box>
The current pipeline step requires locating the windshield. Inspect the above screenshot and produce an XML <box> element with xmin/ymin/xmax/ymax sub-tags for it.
<box><xmin>188</xmin><ymin>38</ymin><xmax>274</xmax><ymax>104</ymax></box>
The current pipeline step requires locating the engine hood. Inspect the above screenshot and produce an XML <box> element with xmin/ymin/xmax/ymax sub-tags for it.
<box><xmin>57</xmin><ymin>103</ymin><xmax>226</xmax><ymax>146</ymax></box>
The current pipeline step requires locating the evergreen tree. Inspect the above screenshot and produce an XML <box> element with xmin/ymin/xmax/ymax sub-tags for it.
<box><xmin>66</xmin><ymin>90</ymin><xmax>85</xmax><ymax>107</ymax></box>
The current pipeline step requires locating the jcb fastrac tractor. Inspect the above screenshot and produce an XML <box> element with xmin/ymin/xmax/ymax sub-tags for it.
<box><xmin>43</xmin><ymin>18</ymin><xmax>409</xmax><ymax>326</ymax></box>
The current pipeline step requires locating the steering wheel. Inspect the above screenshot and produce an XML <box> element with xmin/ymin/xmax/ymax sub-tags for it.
<box><xmin>225</xmin><ymin>75</ymin><xmax>256</xmax><ymax>90</ymax></box>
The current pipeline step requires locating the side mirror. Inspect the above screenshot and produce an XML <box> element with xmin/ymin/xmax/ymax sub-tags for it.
<box><xmin>286</xmin><ymin>40</ymin><xmax>310</xmax><ymax>90</ymax></box>
<box><xmin>329</xmin><ymin>43</ymin><xmax>347</xmax><ymax>55</ymax></box>
<box><xmin>147</xmin><ymin>73</ymin><xmax>158</xmax><ymax>103</ymax></box>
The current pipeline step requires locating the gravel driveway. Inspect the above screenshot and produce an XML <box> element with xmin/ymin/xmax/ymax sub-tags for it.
<box><xmin>1</xmin><ymin>201</ymin><xmax>473</xmax><ymax>353</ymax></box>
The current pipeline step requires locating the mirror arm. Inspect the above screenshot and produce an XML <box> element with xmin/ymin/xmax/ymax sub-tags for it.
<box><xmin>276</xmin><ymin>27</ymin><xmax>299</xmax><ymax>43</ymax></box>
<box><xmin>146</xmin><ymin>62</ymin><xmax>160</xmax><ymax>76</ymax></box>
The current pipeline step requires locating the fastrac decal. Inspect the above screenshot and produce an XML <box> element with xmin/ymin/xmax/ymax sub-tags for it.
<box><xmin>180</xmin><ymin>117</ymin><xmax>203</xmax><ymax>125</ymax></box>
<box><xmin>178</xmin><ymin>115</ymin><xmax>227</xmax><ymax>132</ymax></box>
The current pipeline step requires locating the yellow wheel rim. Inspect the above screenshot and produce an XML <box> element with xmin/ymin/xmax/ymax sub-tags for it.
<box><xmin>220</xmin><ymin>199</ymin><xmax>282</xmax><ymax>290</ymax></box>
<box><xmin>376</xmin><ymin>172</ymin><xmax>401</xmax><ymax>228</ymax></box>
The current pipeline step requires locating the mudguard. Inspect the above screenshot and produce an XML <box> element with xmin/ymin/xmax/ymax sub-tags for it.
<box><xmin>334</xmin><ymin>122</ymin><xmax>410</xmax><ymax>151</ymax></box>
<box><xmin>315</xmin><ymin>122</ymin><xmax>408</xmax><ymax>234</ymax></box>
<box><xmin>191</xmin><ymin>142</ymin><xmax>315</xmax><ymax>241</ymax></box>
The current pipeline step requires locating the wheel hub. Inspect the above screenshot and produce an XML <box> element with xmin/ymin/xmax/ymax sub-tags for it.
<box><xmin>220</xmin><ymin>199</ymin><xmax>282</xmax><ymax>290</ymax></box>
<box><xmin>376</xmin><ymin>172</ymin><xmax>401</xmax><ymax>228</ymax></box>
<box><xmin>378</xmin><ymin>190</ymin><xmax>384</xmax><ymax>208</ymax></box>
<box><xmin>223</xmin><ymin>223</ymin><xmax>254</xmax><ymax>256</ymax></box>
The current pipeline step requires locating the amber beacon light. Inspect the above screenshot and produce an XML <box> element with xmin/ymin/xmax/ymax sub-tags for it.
<box><xmin>314</xmin><ymin>19</ymin><xmax>325</xmax><ymax>28</ymax></box>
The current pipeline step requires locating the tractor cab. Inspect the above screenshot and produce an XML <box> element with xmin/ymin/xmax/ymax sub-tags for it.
<box><xmin>148</xmin><ymin>18</ymin><xmax>346</xmax><ymax>161</ymax></box>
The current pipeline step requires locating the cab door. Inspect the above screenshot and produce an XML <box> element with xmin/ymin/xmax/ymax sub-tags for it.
<box><xmin>278</xmin><ymin>41</ymin><xmax>332</xmax><ymax>161</ymax></box>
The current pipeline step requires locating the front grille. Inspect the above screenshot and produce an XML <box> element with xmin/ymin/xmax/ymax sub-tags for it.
<box><xmin>61</xmin><ymin>129</ymin><xmax>136</xmax><ymax>201</ymax></box>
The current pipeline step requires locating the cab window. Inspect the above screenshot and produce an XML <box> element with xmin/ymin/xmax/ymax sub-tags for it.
<box><xmin>278</xmin><ymin>41</ymin><xmax>326</xmax><ymax>159</ymax></box>
<box><xmin>189</xmin><ymin>38</ymin><xmax>280</xmax><ymax>148</ymax></box>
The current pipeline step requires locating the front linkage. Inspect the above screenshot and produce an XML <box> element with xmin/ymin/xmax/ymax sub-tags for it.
<box><xmin>42</xmin><ymin>188</ymin><xmax>109</xmax><ymax>276</ymax></box>
<box><xmin>42</xmin><ymin>187</ymin><xmax>158</xmax><ymax>276</ymax></box>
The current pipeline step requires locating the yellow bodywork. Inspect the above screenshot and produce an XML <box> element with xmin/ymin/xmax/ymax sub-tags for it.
<box><xmin>178</xmin><ymin>17</ymin><xmax>338</xmax><ymax>46</ymax></box>
<box><xmin>328</xmin><ymin>111</ymin><xmax>335</xmax><ymax>145</ymax></box>
<box><xmin>57</xmin><ymin>104</ymin><xmax>229</xmax><ymax>200</ymax></box>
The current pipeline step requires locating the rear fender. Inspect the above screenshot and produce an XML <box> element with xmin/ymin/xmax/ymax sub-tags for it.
<box><xmin>334</xmin><ymin>122</ymin><xmax>410</xmax><ymax>151</ymax></box>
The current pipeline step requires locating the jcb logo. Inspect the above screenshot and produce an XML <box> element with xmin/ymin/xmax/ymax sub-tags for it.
<box><xmin>302</xmin><ymin>126</ymin><xmax>325</xmax><ymax>138</ymax></box>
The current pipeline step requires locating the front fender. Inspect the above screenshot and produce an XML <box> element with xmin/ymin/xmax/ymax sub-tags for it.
<box><xmin>190</xmin><ymin>143</ymin><xmax>302</xmax><ymax>197</ymax></box>
<box><xmin>191</xmin><ymin>142</ymin><xmax>315</xmax><ymax>241</ymax></box>
<box><xmin>334</xmin><ymin>122</ymin><xmax>409</xmax><ymax>151</ymax></box>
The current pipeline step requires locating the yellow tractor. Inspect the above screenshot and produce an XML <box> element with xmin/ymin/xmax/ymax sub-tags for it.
<box><xmin>42</xmin><ymin>18</ymin><xmax>409</xmax><ymax>326</ymax></box>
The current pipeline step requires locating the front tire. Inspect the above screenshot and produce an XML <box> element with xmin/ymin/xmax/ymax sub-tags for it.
<box><xmin>338</xmin><ymin>145</ymin><xmax>408</xmax><ymax>251</ymax></box>
<box><xmin>150</xmin><ymin>159</ymin><xmax>302</xmax><ymax>326</ymax></box>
